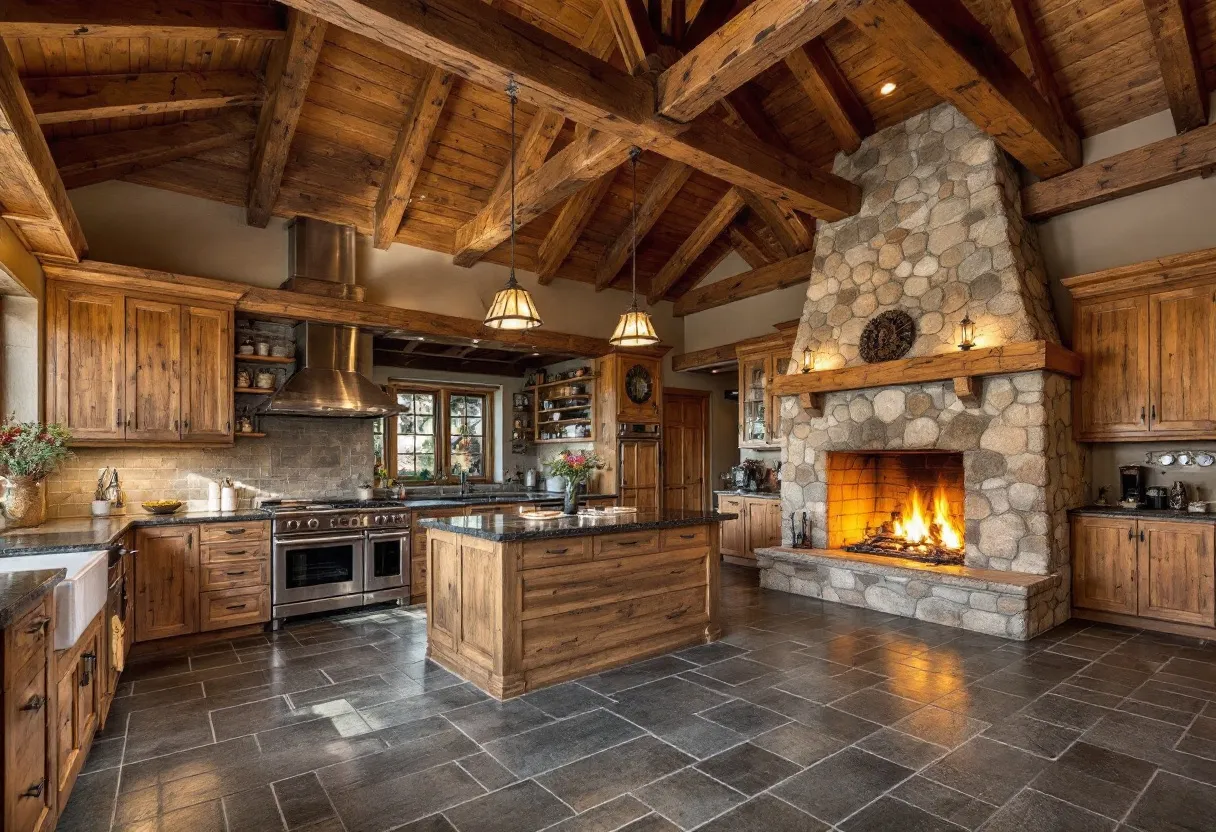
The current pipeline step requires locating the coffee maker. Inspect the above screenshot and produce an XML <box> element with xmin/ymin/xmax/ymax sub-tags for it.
<box><xmin>1120</xmin><ymin>465</ymin><xmax>1146</xmax><ymax>507</ymax></box>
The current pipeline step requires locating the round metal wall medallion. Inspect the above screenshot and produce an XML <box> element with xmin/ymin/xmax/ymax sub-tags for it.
<box><xmin>859</xmin><ymin>310</ymin><xmax>916</xmax><ymax>363</ymax></box>
<box><xmin>625</xmin><ymin>364</ymin><xmax>654</xmax><ymax>405</ymax></box>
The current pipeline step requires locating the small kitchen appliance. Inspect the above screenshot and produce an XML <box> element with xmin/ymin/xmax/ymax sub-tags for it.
<box><xmin>1145</xmin><ymin>486</ymin><xmax>1169</xmax><ymax>510</ymax></box>
<box><xmin>1120</xmin><ymin>465</ymin><xmax>1146</xmax><ymax>506</ymax></box>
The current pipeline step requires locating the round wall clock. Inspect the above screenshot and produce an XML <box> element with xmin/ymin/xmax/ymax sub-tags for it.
<box><xmin>859</xmin><ymin>310</ymin><xmax>916</xmax><ymax>363</ymax></box>
<box><xmin>625</xmin><ymin>364</ymin><xmax>654</xmax><ymax>405</ymax></box>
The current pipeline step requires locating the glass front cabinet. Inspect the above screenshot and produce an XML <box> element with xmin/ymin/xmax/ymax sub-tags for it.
<box><xmin>737</xmin><ymin>338</ymin><xmax>795</xmax><ymax>449</ymax></box>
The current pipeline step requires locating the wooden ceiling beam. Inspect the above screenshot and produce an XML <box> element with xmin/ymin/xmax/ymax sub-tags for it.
<box><xmin>247</xmin><ymin>9</ymin><xmax>326</xmax><ymax>228</ymax></box>
<box><xmin>671</xmin><ymin>341</ymin><xmax>739</xmax><ymax>372</ymax></box>
<box><xmin>276</xmin><ymin>0</ymin><xmax>861</xmax><ymax>220</ymax></box>
<box><xmin>0</xmin><ymin>0</ymin><xmax>285</xmax><ymax>40</ymax></box>
<box><xmin>972</xmin><ymin>0</ymin><xmax>1071</xmax><ymax>131</ymax></box>
<box><xmin>784</xmin><ymin>39</ymin><xmax>873</xmax><ymax>153</ymax></box>
<box><xmin>26</xmin><ymin>70</ymin><xmax>262</xmax><ymax>126</ymax></box>
<box><xmin>682</xmin><ymin>0</ymin><xmax>745</xmax><ymax>49</ymax></box>
<box><xmin>536</xmin><ymin>168</ymin><xmax>616</xmax><ymax>284</ymax></box>
<box><xmin>52</xmin><ymin>111</ymin><xmax>257</xmax><ymax>190</ymax></box>
<box><xmin>849</xmin><ymin>0</ymin><xmax>1080</xmax><ymax>179</ymax></box>
<box><xmin>728</xmin><ymin>222</ymin><xmax>775</xmax><ymax>268</ymax></box>
<box><xmin>0</xmin><ymin>41</ymin><xmax>86</xmax><ymax>262</ymax></box>
<box><xmin>648</xmin><ymin>187</ymin><xmax>745</xmax><ymax>302</ymax></box>
<box><xmin>674</xmin><ymin>250</ymin><xmax>815</xmax><ymax>316</ymax></box>
<box><xmin>601</xmin><ymin>0</ymin><xmax>661</xmax><ymax>71</ymax></box>
<box><xmin>657</xmin><ymin>0</ymin><xmax>864</xmax><ymax>122</ymax></box>
<box><xmin>1142</xmin><ymin>0</ymin><xmax>1208</xmax><ymax>133</ymax></box>
<box><xmin>373</xmin><ymin>67</ymin><xmax>454</xmax><ymax>250</ymax></box>
<box><xmin>1021</xmin><ymin>119</ymin><xmax>1216</xmax><ymax>221</ymax></box>
<box><xmin>453</xmin><ymin>131</ymin><xmax>633</xmax><ymax>266</ymax></box>
<box><xmin>595</xmin><ymin>159</ymin><xmax>693</xmax><ymax>290</ymax></box>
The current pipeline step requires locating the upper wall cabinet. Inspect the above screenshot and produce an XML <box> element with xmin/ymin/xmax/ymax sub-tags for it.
<box><xmin>737</xmin><ymin>335</ymin><xmax>795</xmax><ymax>449</ymax></box>
<box><xmin>46</xmin><ymin>270</ymin><xmax>239</xmax><ymax>446</ymax></box>
<box><xmin>1064</xmin><ymin>251</ymin><xmax>1216</xmax><ymax>441</ymax></box>
<box><xmin>609</xmin><ymin>354</ymin><xmax>662</xmax><ymax>424</ymax></box>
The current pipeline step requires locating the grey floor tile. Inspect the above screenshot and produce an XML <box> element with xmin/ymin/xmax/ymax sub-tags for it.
<box><xmin>607</xmin><ymin>676</ymin><xmax>732</xmax><ymax>729</ymax></box>
<box><xmin>113</xmin><ymin>798</ymin><xmax>227</xmax><ymax>832</ymax></box>
<box><xmin>56</xmin><ymin>768</ymin><xmax>120</xmax><ymax>832</ymax></box>
<box><xmin>617</xmin><ymin>815</ymin><xmax>680</xmax><ymax>832</ymax></box>
<box><xmin>1125</xmin><ymin>771</ymin><xmax>1216</xmax><ymax>832</ymax></box>
<box><xmin>442</xmin><ymin>779</ymin><xmax>573</xmax><ymax>832</ymax></box>
<box><xmin>580</xmin><ymin>656</ymin><xmax>699</xmax><ymax>696</ymax></box>
<box><xmin>773</xmin><ymin>747</ymin><xmax>913</xmax><ymax>824</ymax></box>
<box><xmin>634</xmin><ymin>766</ymin><xmax>746</xmax><ymax>830</ymax></box>
<box><xmin>442</xmin><ymin>697</ymin><xmax>554</xmax><ymax>744</ymax></box>
<box><xmin>536</xmin><ymin>735</ymin><xmax>692</xmax><ymax>812</ymax></box>
<box><xmin>690</xmin><ymin>656</ymin><xmax>778</xmax><ymax>686</ymax></box>
<box><xmin>923</xmin><ymin>736</ymin><xmax>1048</xmax><ymax>805</ymax></box>
<box><xmin>695</xmin><ymin>793</ymin><xmax>827</xmax><ymax>831</ymax></box>
<box><xmin>750</xmin><ymin>721</ymin><xmax>848</xmax><ymax>767</ymax></box>
<box><xmin>223</xmin><ymin>785</ymin><xmax>286</xmax><ymax>832</ymax></box>
<box><xmin>1029</xmin><ymin>742</ymin><xmax>1157</xmax><ymax>820</ymax></box>
<box><xmin>274</xmin><ymin>771</ymin><xmax>340</xmax><ymax>830</ymax></box>
<box><xmin>316</xmin><ymin>726</ymin><xmax>479</xmax><ymax>795</ymax></box>
<box><xmin>359</xmin><ymin>683</ymin><xmax>489</xmax><ymax>731</ymax></box>
<box><xmin>699</xmin><ymin>699</ymin><xmax>788</xmax><ymax>737</ymax></box>
<box><xmin>983</xmin><ymin>713</ymin><xmax>1082</xmax><ymax>759</ymax></box>
<box><xmin>81</xmin><ymin>735</ymin><xmax>125</xmax><ymax>774</ymax></box>
<box><xmin>675</xmin><ymin>641</ymin><xmax>747</xmax><ymax>666</ymax></box>
<box><xmin>327</xmin><ymin>761</ymin><xmax>484</xmax><ymax>832</ymax></box>
<box><xmin>840</xmin><ymin>796</ymin><xmax>968</xmax><ymax>831</ymax></box>
<box><xmin>123</xmin><ymin>704</ymin><xmax>216</xmax><ymax>763</ymax></box>
<box><xmin>695</xmin><ymin>742</ymin><xmax>801</xmax><ymax>796</ymax></box>
<box><xmin>287</xmin><ymin>673</ymin><xmax>424</xmax><ymax>710</ymax></box>
<box><xmin>647</xmin><ymin>713</ymin><xmax>747</xmax><ymax>759</ymax></box>
<box><xmin>892</xmin><ymin>776</ymin><xmax>998</xmax><ymax>831</ymax></box>
<box><xmin>482</xmin><ymin>709</ymin><xmax>645</xmax><ymax>778</ymax></box>
<box><xmin>1020</xmin><ymin>692</ymin><xmax>1111</xmax><ymax>731</ymax></box>
<box><xmin>521</xmin><ymin>682</ymin><xmax>613</xmax><ymax>718</ymax></box>
<box><xmin>856</xmin><ymin>727</ymin><xmax>950</xmax><ymax>770</ymax></box>
<box><xmin>981</xmin><ymin>788</ymin><xmax>1116</xmax><ymax>832</ymax></box>
<box><xmin>931</xmin><ymin>685</ymin><xmax>1030</xmax><ymax>724</ymax></box>
<box><xmin>1083</xmin><ymin>710</ymin><xmax>1187</xmax><ymax>765</ymax></box>
<box><xmin>456</xmin><ymin>752</ymin><xmax>518</xmax><ymax>790</ymax></box>
<box><xmin>211</xmin><ymin>694</ymin><xmax>356</xmax><ymax>742</ymax></box>
<box><xmin>893</xmin><ymin>705</ymin><xmax>988</xmax><ymax>748</ymax></box>
<box><xmin>542</xmin><ymin>795</ymin><xmax>650</xmax><ymax>832</ymax></box>
<box><xmin>833</xmin><ymin>687</ymin><xmax>925</xmax><ymax>725</ymax></box>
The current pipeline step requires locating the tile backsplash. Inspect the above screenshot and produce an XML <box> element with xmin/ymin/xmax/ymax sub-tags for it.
<box><xmin>47</xmin><ymin>417</ymin><xmax>375</xmax><ymax>519</ymax></box>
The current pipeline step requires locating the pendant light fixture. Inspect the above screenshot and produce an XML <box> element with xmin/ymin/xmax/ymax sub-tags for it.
<box><xmin>609</xmin><ymin>148</ymin><xmax>661</xmax><ymax>348</ymax></box>
<box><xmin>484</xmin><ymin>78</ymin><xmax>543</xmax><ymax>331</ymax></box>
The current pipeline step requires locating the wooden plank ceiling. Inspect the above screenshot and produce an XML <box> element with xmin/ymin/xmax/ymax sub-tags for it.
<box><xmin>2</xmin><ymin>0</ymin><xmax>1214</xmax><ymax>299</ymax></box>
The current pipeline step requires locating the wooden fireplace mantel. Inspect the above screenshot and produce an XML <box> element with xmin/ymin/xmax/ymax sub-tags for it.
<box><xmin>770</xmin><ymin>341</ymin><xmax>1081</xmax><ymax>406</ymax></box>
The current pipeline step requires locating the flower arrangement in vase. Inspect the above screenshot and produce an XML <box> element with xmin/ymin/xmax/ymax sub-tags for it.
<box><xmin>0</xmin><ymin>417</ymin><xmax>73</xmax><ymax>528</ymax></box>
<box><xmin>545</xmin><ymin>449</ymin><xmax>605</xmax><ymax>514</ymax></box>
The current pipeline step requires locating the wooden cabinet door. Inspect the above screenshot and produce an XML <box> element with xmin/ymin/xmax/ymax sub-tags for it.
<box><xmin>769</xmin><ymin>351</ymin><xmax>794</xmax><ymax>444</ymax></box>
<box><xmin>1071</xmin><ymin>515</ymin><xmax>1138</xmax><ymax>614</ymax></box>
<box><xmin>182</xmin><ymin>305</ymin><xmax>233</xmax><ymax>440</ymax></box>
<box><xmin>719</xmin><ymin>496</ymin><xmax>745</xmax><ymax>557</ymax></box>
<box><xmin>1139</xmin><ymin>520</ymin><xmax>1216</xmax><ymax>626</ymax></box>
<box><xmin>1149</xmin><ymin>287</ymin><xmax>1216</xmax><ymax>433</ymax></box>
<box><xmin>54</xmin><ymin>616</ymin><xmax>102</xmax><ymax>810</ymax></box>
<box><xmin>1075</xmin><ymin>296</ymin><xmax>1150</xmax><ymax>438</ymax></box>
<box><xmin>619</xmin><ymin>440</ymin><xmax>660</xmax><ymax>509</ymax></box>
<box><xmin>615</xmin><ymin>355</ymin><xmax>662</xmax><ymax>423</ymax></box>
<box><xmin>745</xmin><ymin>499</ymin><xmax>781</xmax><ymax>555</ymax></box>
<box><xmin>738</xmin><ymin>353</ymin><xmax>770</xmax><ymax>447</ymax></box>
<box><xmin>134</xmin><ymin>525</ymin><xmax>199</xmax><ymax>641</ymax></box>
<box><xmin>46</xmin><ymin>281</ymin><xmax>125</xmax><ymax>440</ymax></box>
<box><xmin>125</xmin><ymin>297</ymin><xmax>181</xmax><ymax>441</ymax></box>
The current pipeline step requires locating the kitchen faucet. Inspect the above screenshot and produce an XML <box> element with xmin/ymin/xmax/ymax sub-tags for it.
<box><xmin>452</xmin><ymin>464</ymin><xmax>469</xmax><ymax>496</ymax></box>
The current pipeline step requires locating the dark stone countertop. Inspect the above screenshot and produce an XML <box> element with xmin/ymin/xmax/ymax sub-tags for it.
<box><xmin>0</xmin><ymin>509</ymin><xmax>271</xmax><ymax>557</ymax></box>
<box><xmin>398</xmin><ymin>492</ymin><xmax>615</xmax><ymax>512</ymax></box>
<box><xmin>1069</xmin><ymin>506</ymin><xmax>1216</xmax><ymax>523</ymax></box>
<box><xmin>419</xmin><ymin>509</ymin><xmax>735</xmax><ymax>542</ymax></box>
<box><xmin>714</xmin><ymin>491</ymin><xmax>781</xmax><ymax>500</ymax></box>
<box><xmin>0</xmin><ymin>568</ymin><xmax>64</xmax><ymax>629</ymax></box>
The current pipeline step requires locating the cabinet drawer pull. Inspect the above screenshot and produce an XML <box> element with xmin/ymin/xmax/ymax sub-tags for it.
<box><xmin>680</xmin><ymin>533</ymin><xmax>697</xmax><ymax>539</ymax></box>
<box><xmin>225</xmin><ymin>570</ymin><xmax>248</xmax><ymax>576</ymax></box>
<box><xmin>1128</xmin><ymin>527</ymin><xmax>1134</xmax><ymax>540</ymax></box>
<box><xmin>545</xmin><ymin>548</ymin><xmax>569</xmax><ymax>555</ymax></box>
<box><xmin>1140</xmin><ymin>407</ymin><xmax>1146</xmax><ymax>423</ymax></box>
<box><xmin>25</xmin><ymin>617</ymin><xmax>50</xmax><ymax>635</ymax></box>
<box><xmin>226</xmin><ymin>603</ymin><xmax>248</xmax><ymax>610</ymax></box>
<box><xmin>20</xmin><ymin>694</ymin><xmax>46</xmax><ymax>712</ymax></box>
<box><xmin>81</xmin><ymin>652</ymin><xmax>97</xmax><ymax>686</ymax></box>
<box><xmin>225</xmin><ymin>528</ymin><xmax>246</xmax><ymax>535</ymax></box>
<box><xmin>1140</xmin><ymin>529</ymin><xmax>1145</xmax><ymax>542</ymax></box>
<box><xmin>224</xmin><ymin>549</ymin><xmax>249</xmax><ymax>556</ymax></box>
<box><xmin>616</xmin><ymin>540</ymin><xmax>641</xmax><ymax>547</ymax></box>
<box><xmin>22</xmin><ymin>779</ymin><xmax>46</xmax><ymax>799</ymax></box>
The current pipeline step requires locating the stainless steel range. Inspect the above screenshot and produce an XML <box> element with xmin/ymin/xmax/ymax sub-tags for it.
<box><xmin>264</xmin><ymin>498</ymin><xmax>410</xmax><ymax>622</ymax></box>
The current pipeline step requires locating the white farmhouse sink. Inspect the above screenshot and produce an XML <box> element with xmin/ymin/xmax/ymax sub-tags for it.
<box><xmin>0</xmin><ymin>551</ymin><xmax>109</xmax><ymax>650</ymax></box>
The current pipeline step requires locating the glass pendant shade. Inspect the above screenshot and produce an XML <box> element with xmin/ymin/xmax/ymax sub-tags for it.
<box><xmin>610</xmin><ymin>302</ymin><xmax>660</xmax><ymax>347</ymax></box>
<box><xmin>484</xmin><ymin>274</ymin><xmax>542</xmax><ymax>330</ymax></box>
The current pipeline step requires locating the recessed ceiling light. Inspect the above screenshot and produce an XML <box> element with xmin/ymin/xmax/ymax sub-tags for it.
<box><xmin>416</xmin><ymin>336</ymin><xmax>426</xmax><ymax>341</ymax></box>
<box><xmin>531</xmin><ymin>352</ymin><xmax>541</xmax><ymax>357</ymax></box>
<box><xmin>879</xmin><ymin>81</ymin><xmax>897</xmax><ymax>96</ymax></box>
<box><xmin>471</xmin><ymin>338</ymin><xmax>481</xmax><ymax>344</ymax></box>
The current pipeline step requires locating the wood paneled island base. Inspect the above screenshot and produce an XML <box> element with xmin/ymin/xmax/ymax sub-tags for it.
<box><xmin>419</xmin><ymin>510</ymin><xmax>728</xmax><ymax>699</ymax></box>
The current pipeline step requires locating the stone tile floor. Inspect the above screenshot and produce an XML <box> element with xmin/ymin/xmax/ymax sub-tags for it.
<box><xmin>59</xmin><ymin>566</ymin><xmax>1216</xmax><ymax>832</ymax></box>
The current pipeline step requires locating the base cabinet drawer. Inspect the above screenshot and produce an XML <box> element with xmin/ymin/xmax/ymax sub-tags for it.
<box><xmin>200</xmin><ymin>539</ymin><xmax>271</xmax><ymax>565</ymax></box>
<box><xmin>593</xmin><ymin>531</ymin><xmax>660</xmax><ymax>558</ymax></box>
<box><xmin>200</xmin><ymin>521</ymin><xmax>270</xmax><ymax>546</ymax></box>
<box><xmin>200</xmin><ymin>560</ymin><xmax>269</xmax><ymax>591</ymax></box>
<box><xmin>521</xmin><ymin>538</ymin><xmax>590</xmax><ymax>569</ymax></box>
<box><xmin>200</xmin><ymin>587</ymin><xmax>270</xmax><ymax>631</ymax></box>
<box><xmin>5</xmin><ymin>597</ymin><xmax>51</xmax><ymax>687</ymax></box>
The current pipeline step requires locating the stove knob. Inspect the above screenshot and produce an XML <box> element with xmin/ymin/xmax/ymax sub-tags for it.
<box><xmin>306</xmin><ymin>518</ymin><xmax>319</xmax><ymax>530</ymax></box>
<box><xmin>373</xmin><ymin>515</ymin><xmax>384</xmax><ymax>525</ymax></box>
<box><xmin>286</xmin><ymin>520</ymin><xmax>299</xmax><ymax>531</ymax></box>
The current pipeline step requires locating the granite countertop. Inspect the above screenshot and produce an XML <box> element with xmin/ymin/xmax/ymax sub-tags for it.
<box><xmin>0</xmin><ymin>568</ymin><xmax>64</xmax><ymax>628</ymax></box>
<box><xmin>714</xmin><ymin>490</ymin><xmax>781</xmax><ymax>500</ymax></box>
<box><xmin>399</xmin><ymin>492</ymin><xmax>615</xmax><ymax>511</ymax></box>
<box><xmin>1070</xmin><ymin>506</ymin><xmax>1216</xmax><ymax>523</ymax></box>
<box><xmin>0</xmin><ymin>509</ymin><xmax>271</xmax><ymax>557</ymax></box>
<box><xmin>419</xmin><ymin>508</ymin><xmax>734</xmax><ymax>542</ymax></box>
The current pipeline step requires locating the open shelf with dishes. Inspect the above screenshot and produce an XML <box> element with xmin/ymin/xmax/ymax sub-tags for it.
<box><xmin>528</xmin><ymin>372</ymin><xmax>596</xmax><ymax>442</ymax></box>
<box><xmin>233</xmin><ymin>319</ymin><xmax>295</xmax><ymax>439</ymax></box>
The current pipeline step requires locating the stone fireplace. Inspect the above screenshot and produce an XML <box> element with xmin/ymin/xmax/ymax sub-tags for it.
<box><xmin>756</xmin><ymin>103</ymin><xmax>1086</xmax><ymax>641</ymax></box>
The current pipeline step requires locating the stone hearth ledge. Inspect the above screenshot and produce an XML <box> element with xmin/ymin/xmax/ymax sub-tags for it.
<box><xmin>756</xmin><ymin>546</ymin><xmax>1060</xmax><ymax>640</ymax></box>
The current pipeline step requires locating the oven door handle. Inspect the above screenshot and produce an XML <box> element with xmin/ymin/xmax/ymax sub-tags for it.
<box><xmin>366</xmin><ymin>530</ymin><xmax>411</xmax><ymax>542</ymax></box>
<box><xmin>275</xmin><ymin>534</ymin><xmax>365</xmax><ymax>548</ymax></box>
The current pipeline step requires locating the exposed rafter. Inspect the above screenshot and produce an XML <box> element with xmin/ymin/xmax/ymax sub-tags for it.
<box><xmin>536</xmin><ymin>168</ymin><xmax>616</xmax><ymax>284</ymax></box>
<box><xmin>849</xmin><ymin>0</ymin><xmax>1080</xmax><ymax>178</ymax></box>
<box><xmin>601</xmin><ymin>0</ymin><xmax>660</xmax><ymax>71</ymax></box>
<box><xmin>728</xmin><ymin>222</ymin><xmax>775</xmax><ymax>268</ymax></box>
<box><xmin>595</xmin><ymin>159</ymin><xmax>693</xmax><ymax>289</ymax></box>
<box><xmin>0</xmin><ymin>40</ymin><xmax>86</xmax><ymax>262</ymax></box>
<box><xmin>972</xmin><ymin>0</ymin><xmax>1071</xmax><ymax>131</ymax></box>
<box><xmin>52</xmin><ymin>111</ymin><xmax>257</xmax><ymax>190</ymax></box>
<box><xmin>784</xmin><ymin>39</ymin><xmax>873</xmax><ymax>153</ymax></box>
<box><xmin>674</xmin><ymin>250</ymin><xmax>815</xmax><ymax>316</ymax></box>
<box><xmin>26</xmin><ymin>71</ymin><xmax>262</xmax><ymax>125</ymax></box>
<box><xmin>0</xmin><ymin>0</ymin><xmax>285</xmax><ymax>40</ymax></box>
<box><xmin>1142</xmin><ymin>0</ymin><xmax>1208</xmax><ymax>133</ymax></box>
<box><xmin>275</xmin><ymin>0</ymin><xmax>862</xmax><ymax>220</ymax></box>
<box><xmin>247</xmin><ymin>9</ymin><xmax>326</xmax><ymax>228</ymax></box>
<box><xmin>682</xmin><ymin>0</ymin><xmax>744</xmax><ymax>49</ymax></box>
<box><xmin>373</xmin><ymin>67</ymin><xmax>454</xmax><ymax>250</ymax></box>
<box><xmin>648</xmin><ymin>187</ymin><xmax>745</xmax><ymax>302</ymax></box>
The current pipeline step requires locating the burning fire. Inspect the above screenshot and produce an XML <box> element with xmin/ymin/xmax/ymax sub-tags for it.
<box><xmin>892</xmin><ymin>486</ymin><xmax>963</xmax><ymax>552</ymax></box>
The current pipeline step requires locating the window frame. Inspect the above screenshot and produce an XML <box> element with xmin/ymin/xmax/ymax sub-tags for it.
<box><xmin>381</xmin><ymin>381</ymin><xmax>496</xmax><ymax>483</ymax></box>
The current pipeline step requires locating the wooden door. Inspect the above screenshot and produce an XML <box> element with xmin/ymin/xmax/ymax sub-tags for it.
<box><xmin>663</xmin><ymin>390</ymin><xmax>709</xmax><ymax>512</ymax></box>
<box><xmin>46</xmin><ymin>281</ymin><xmax>125</xmax><ymax>440</ymax></box>
<box><xmin>1139</xmin><ymin>520</ymin><xmax>1216</xmax><ymax>626</ymax></box>
<box><xmin>745</xmin><ymin>498</ymin><xmax>781</xmax><ymax>556</ymax></box>
<box><xmin>719</xmin><ymin>496</ymin><xmax>745</xmax><ymax>557</ymax></box>
<box><xmin>615</xmin><ymin>355</ymin><xmax>662</xmax><ymax>423</ymax></box>
<box><xmin>619</xmin><ymin>440</ymin><xmax>660</xmax><ymax>509</ymax></box>
<box><xmin>1149</xmin><ymin>287</ymin><xmax>1216</xmax><ymax>432</ymax></box>
<box><xmin>134</xmin><ymin>525</ymin><xmax>199</xmax><ymax>641</ymax></box>
<box><xmin>1075</xmin><ymin>296</ymin><xmax>1150</xmax><ymax>437</ymax></box>
<box><xmin>182</xmin><ymin>305</ymin><xmax>233</xmax><ymax>440</ymax></box>
<box><xmin>125</xmin><ymin>297</ymin><xmax>181</xmax><ymax>441</ymax></box>
<box><xmin>738</xmin><ymin>352</ymin><xmax>770</xmax><ymax>447</ymax></box>
<box><xmin>1070</xmin><ymin>515</ymin><xmax>1138</xmax><ymax>614</ymax></box>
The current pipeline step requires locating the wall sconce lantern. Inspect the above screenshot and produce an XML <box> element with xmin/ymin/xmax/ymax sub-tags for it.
<box><xmin>802</xmin><ymin>346</ymin><xmax>814</xmax><ymax>373</ymax></box>
<box><xmin>957</xmin><ymin>315</ymin><xmax>976</xmax><ymax>351</ymax></box>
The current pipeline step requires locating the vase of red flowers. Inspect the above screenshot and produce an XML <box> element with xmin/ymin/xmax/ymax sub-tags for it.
<box><xmin>0</xmin><ymin>418</ymin><xmax>72</xmax><ymax>528</ymax></box>
<box><xmin>546</xmin><ymin>449</ymin><xmax>605</xmax><ymax>515</ymax></box>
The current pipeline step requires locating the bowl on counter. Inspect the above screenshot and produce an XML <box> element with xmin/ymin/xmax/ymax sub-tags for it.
<box><xmin>141</xmin><ymin>500</ymin><xmax>183</xmax><ymax>515</ymax></box>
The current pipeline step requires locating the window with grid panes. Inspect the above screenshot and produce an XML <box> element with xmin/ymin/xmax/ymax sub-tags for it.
<box><xmin>380</xmin><ymin>384</ymin><xmax>494</xmax><ymax>482</ymax></box>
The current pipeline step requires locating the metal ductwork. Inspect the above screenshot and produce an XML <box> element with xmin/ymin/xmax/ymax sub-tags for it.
<box><xmin>263</xmin><ymin>219</ymin><xmax>400</xmax><ymax>418</ymax></box>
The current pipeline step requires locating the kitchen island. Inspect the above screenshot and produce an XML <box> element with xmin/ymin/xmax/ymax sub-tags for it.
<box><xmin>418</xmin><ymin>509</ymin><xmax>729</xmax><ymax>698</ymax></box>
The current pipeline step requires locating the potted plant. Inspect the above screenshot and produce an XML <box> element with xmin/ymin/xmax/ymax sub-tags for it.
<box><xmin>0</xmin><ymin>417</ymin><xmax>73</xmax><ymax>528</ymax></box>
<box><xmin>545</xmin><ymin>449</ymin><xmax>605</xmax><ymax>515</ymax></box>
